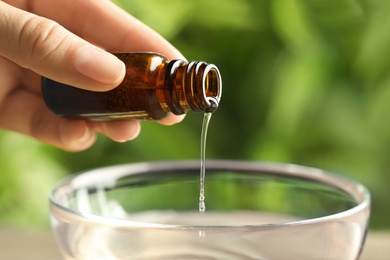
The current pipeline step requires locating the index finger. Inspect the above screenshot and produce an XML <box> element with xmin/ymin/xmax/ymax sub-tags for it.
<box><xmin>27</xmin><ymin>0</ymin><xmax>186</xmax><ymax>125</ymax></box>
<box><xmin>28</xmin><ymin>0</ymin><xmax>185</xmax><ymax>60</ymax></box>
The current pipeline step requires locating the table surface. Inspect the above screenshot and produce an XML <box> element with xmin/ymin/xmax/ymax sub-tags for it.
<box><xmin>0</xmin><ymin>229</ymin><xmax>388</xmax><ymax>259</ymax></box>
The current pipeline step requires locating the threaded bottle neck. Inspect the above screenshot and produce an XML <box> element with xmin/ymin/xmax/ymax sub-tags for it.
<box><xmin>163</xmin><ymin>59</ymin><xmax>222</xmax><ymax>115</ymax></box>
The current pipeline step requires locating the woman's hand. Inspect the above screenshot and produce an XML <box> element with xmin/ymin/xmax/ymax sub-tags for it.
<box><xmin>0</xmin><ymin>0</ymin><xmax>185</xmax><ymax>151</ymax></box>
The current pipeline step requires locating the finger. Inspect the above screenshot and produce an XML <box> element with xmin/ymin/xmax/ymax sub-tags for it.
<box><xmin>0</xmin><ymin>57</ymin><xmax>94</xmax><ymax>151</ymax></box>
<box><xmin>58</xmin><ymin>119</ymin><xmax>97</xmax><ymax>151</ymax></box>
<box><xmin>94</xmin><ymin>121</ymin><xmax>141</xmax><ymax>143</ymax></box>
<box><xmin>158</xmin><ymin>114</ymin><xmax>186</xmax><ymax>126</ymax></box>
<box><xmin>0</xmin><ymin>89</ymin><xmax>96</xmax><ymax>152</ymax></box>
<box><xmin>0</xmin><ymin>1</ymin><xmax>125</xmax><ymax>92</ymax></box>
<box><xmin>28</xmin><ymin>0</ymin><xmax>186</xmax><ymax>60</ymax></box>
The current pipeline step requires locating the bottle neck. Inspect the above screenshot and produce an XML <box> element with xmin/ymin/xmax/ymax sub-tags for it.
<box><xmin>163</xmin><ymin>59</ymin><xmax>222</xmax><ymax>115</ymax></box>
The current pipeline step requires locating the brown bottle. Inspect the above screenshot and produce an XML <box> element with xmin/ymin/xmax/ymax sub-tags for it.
<box><xmin>42</xmin><ymin>52</ymin><xmax>222</xmax><ymax>120</ymax></box>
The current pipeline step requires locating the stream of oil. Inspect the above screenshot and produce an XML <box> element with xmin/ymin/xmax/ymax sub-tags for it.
<box><xmin>199</xmin><ymin>112</ymin><xmax>212</xmax><ymax>213</ymax></box>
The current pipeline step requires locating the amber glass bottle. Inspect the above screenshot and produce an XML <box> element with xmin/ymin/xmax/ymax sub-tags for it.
<box><xmin>42</xmin><ymin>52</ymin><xmax>222</xmax><ymax>120</ymax></box>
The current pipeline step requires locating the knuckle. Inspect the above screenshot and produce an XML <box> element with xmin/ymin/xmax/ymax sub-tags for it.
<box><xmin>19</xmin><ymin>16</ymin><xmax>71</xmax><ymax>67</ymax></box>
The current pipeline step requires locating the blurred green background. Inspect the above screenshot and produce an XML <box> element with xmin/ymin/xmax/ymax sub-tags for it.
<box><xmin>1</xmin><ymin>0</ymin><xmax>389</xmax><ymax>230</ymax></box>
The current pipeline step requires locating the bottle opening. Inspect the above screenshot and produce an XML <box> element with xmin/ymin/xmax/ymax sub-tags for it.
<box><xmin>165</xmin><ymin>60</ymin><xmax>222</xmax><ymax>114</ymax></box>
<box><xmin>203</xmin><ymin>65</ymin><xmax>222</xmax><ymax>112</ymax></box>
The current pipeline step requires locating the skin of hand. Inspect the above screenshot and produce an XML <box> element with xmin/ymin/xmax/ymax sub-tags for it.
<box><xmin>0</xmin><ymin>0</ymin><xmax>186</xmax><ymax>151</ymax></box>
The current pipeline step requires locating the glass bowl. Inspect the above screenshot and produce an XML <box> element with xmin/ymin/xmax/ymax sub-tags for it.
<box><xmin>49</xmin><ymin>160</ymin><xmax>370</xmax><ymax>259</ymax></box>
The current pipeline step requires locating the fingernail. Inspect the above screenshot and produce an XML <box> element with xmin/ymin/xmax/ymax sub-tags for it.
<box><xmin>76</xmin><ymin>124</ymin><xmax>92</xmax><ymax>144</ymax></box>
<box><xmin>100</xmin><ymin>121</ymin><xmax>141</xmax><ymax>142</ymax></box>
<box><xmin>60</xmin><ymin>120</ymin><xmax>94</xmax><ymax>149</ymax></box>
<box><xmin>75</xmin><ymin>47</ymin><xmax>125</xmax><ymax>84</ymax></box>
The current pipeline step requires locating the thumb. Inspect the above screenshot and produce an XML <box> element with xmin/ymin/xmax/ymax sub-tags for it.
<box><xmin>0</xmin><ymin>2</ymin><xmax>125</xmax><ymax>91</ymax></box>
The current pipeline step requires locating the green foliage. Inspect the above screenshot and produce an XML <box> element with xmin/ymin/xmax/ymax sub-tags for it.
<box><xmin>1</xmin><ymin>0</ymin><xmax>390</xmax><ymax>229</ymax></box>
<box><xmin>0</xmin><ymin>131</ymin><xmax>66</xmax><ymax>228</ymax></box>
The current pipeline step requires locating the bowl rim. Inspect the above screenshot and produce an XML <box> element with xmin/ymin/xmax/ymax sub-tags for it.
<box><xmin>49</xmin><ymin>160</ymin><xmax>371</xmax><ymax>229</ymax></box>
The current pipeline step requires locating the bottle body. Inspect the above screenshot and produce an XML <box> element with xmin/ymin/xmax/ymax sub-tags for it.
<box><xmin>42</xmin><ymin>52</ymin><xmax>222</xmax><ymax>121</ymax></box>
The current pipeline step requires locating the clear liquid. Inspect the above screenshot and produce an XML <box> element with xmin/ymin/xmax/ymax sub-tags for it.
<box><xmin>199</xmin><ymin>112</ymin><xmax>212</xmax><ymax>212</ymax></box>
<box><xmin>54</xmin><ymin>211</ymin><xmax>365</xmax><ymax>260</ymax></box>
